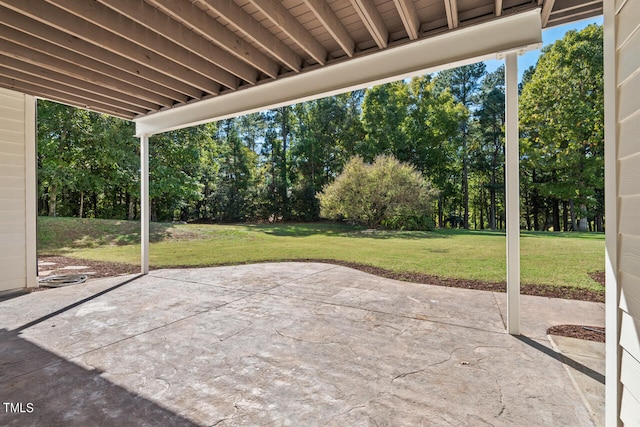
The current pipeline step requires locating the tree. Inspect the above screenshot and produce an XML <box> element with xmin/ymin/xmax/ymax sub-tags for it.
<box><xmin>149</xmin><ymin>124</ymin><xmax>217</xmax><ymax>221</ymax></box>
<box><xmin>472</xmin><ymin>66</ymin><xmax>505</xmax><ymax>230</ymax></box>
<box><xmin>209</xmin><ymin>118</ymin><xmax>255</xmax><ymax>221</ymax></box>
<box><xmin>291</xmin><ymin>92</ymin><xmax>364</xmax><ymax>219</ymax></box>
<box><xmin>319</xmin><ymin>155</ymin><xmax>436</xmax><ymax>230</ymax></box>
<box><xmin>403</xmin><ymin>75</ymin><xmax>466</xmax><ymax>228</ymax></box>
<box><xmin>360</xmin><ymin>81</ymin><xmax>410</xmax><ymax>161</ymax></box>
<box><xmin>435</xmin><ymin>63</ymin><xmax>486</xmax><ymax>228</ymax></box>
<box><xmin>520</xmin><ymin>24</ymin><xmax>604</xmax><ymax>231</ymax></box>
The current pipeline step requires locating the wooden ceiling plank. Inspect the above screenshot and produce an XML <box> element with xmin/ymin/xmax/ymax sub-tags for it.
<box><xmin>443</xmin><ymin>0</ymin><xmax>459</xmax><ymax>29</ymax></box>
<box><xmin>0</xmin><ymin>6</ymin><xmax>191</xmax><ymax>102</ymax></box>
<box><xmin>199</xmin><ymin>0</ymin><xmax>302</xmax><ymax>72</ymax></box>
<box><xmin>0</xmin><ymin>61</ymin><xmax>151</xmax><ymax>114</ymax></box>
<box><xmin>248</xmin><ymin>0</ymin><xmax>328</xmax><ymax>65</ymax></box>
<box><xmin>541</xmin><ymin>0</ymin><xmax>557</xmax><ymax>26</ymax></box>
<box><xmin>145</xmin><ymin>0</ymin><xmax>278</xmax><ymax>79</ymax></box>
<box><xmin>0</xmin><ymin>0</ymin><xmax>220</xmax><ymax>96</ymax></box>
<box><xmin>350</xmin><ymin>0</ymin><xmax>389</xmax><ymax>48</ymax></box>
<box><xmin>0</xmin><ymin>76</ymin><xmax>137</xmax><ymax>119</ymax></box>
<box><xmin>393</xmin><ymin>0</ymin><xmax>421</xmax><ymax>40</ymax></box>
<box><xmin>0</xmin><ymin>37</ymin><xmax>172</xmax><ymax>109</ymax></box>
<box><xmin>48</xmin><ymin>0</ymin><xmax>238</xmax><ymax>90</ymax></box>
<box><xmin>302</xmin><ymin>0</ymin><xmax>355</xmax><ymax>57</ymax></box>
<box><xmin>99</xmin><ymin>0</ymin><xmax>260</xmax><ymax>83</ymax></box>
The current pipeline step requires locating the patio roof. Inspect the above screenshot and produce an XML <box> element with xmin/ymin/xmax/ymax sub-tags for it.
<box><xmin>0</xmin><ymin>0</ymin><xmax>601</xmax><ymax>122</ymax></box>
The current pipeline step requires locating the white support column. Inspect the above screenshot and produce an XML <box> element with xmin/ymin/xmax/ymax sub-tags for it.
<box><xmin>25</xmin><ymin>95</ymin><xmax>38</xmax><ymax>288</ymax></box>
<box><xmin>505</xmin><ymin>52</ymin><xmax>520</xmax><ymax>335</ymax></box>
<box><xmin>140</xmin><ymin>133</ymin><xmax>149</xmax><ymax>275</ymax></box>
<box><xmin>603</xmin><ymin>0</ymin><xmax>620</xmax><ymax>422</ymax></box>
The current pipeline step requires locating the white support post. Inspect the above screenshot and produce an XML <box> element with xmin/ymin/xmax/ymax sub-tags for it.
<box><xmin>140</xmin><ymin>133</ymin><xmax>149</xmax><ymax>275</ymax></box>
<box><xmin>603</xmin><ymin>0</ymin><xmax>621</xmax><ymax>422</ymax></box>
<box><xmin>25</xmin><ymin>95</ymin><xmax>37</xmax><ymax>288</ymax></box>
<box><xmin>505</xmin><ymin>52</ymin><xmax>520</xmax><ymax>335</ymax></box>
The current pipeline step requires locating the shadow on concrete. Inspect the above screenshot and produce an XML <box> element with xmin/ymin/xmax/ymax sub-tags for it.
<box><xmin>14</xmin><ymin>275</ymin><xmax>143</xmax><ymax>333</ymax></box>
<box><xmin>516</xmin><ymin>335</ymin><xmax>605</xmax><ymax>384</ymax></box>
<box><xmin>0</xmin><ymin>328</ymin><xmax>198</xmax><ymax>427</ymax></box>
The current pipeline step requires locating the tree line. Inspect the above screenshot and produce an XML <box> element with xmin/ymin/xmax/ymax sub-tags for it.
<box><xmin>37</xmin><ymin>24</ymin><xmax>603</xmax><ymax>232</ymax></box>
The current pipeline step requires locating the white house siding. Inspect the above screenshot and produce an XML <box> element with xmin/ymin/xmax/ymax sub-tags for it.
<box><xmin>615</xmin><ymin>0</ymin><xmax>640</xmax><ymax>423</ymax></box>
<box><xmin>0</xmin><ymin>88</ymin><xmax>36</xmax><ymax>292</ymax></box>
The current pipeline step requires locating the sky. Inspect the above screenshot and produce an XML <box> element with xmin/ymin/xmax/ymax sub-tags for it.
<box><xmin>484</xmin><ymin>15</ymin><xmax>604</xmax><ymax>81</ymax></box>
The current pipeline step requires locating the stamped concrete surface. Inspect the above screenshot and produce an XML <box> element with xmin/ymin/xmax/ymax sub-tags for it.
<box><xmin>0</xmin><ymin>263</ymin><xmax>604</xmax><ymax>426</ymax></box>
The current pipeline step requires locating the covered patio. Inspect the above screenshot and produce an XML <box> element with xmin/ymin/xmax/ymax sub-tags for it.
<box><xmin>2</xmin><ymin>0</ymin><xmax>638</xmax><ymax>424</ymax></box>
<box><xmin>1</xmin><ymin>263</ymin><xmax>604</xmax><ymax>425</ymax></box>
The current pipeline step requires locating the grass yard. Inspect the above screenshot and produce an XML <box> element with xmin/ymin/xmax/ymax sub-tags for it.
<box><xmin>38</xmin><ymin>217</ymin><xmax>605</xmax><ymax>292</ymax></box>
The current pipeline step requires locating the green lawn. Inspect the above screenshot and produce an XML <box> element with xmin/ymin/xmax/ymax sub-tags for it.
<box><xmin>38</xmin><ymin>217</ymin><xmax>605</xmax><ymax>291</ymax></box>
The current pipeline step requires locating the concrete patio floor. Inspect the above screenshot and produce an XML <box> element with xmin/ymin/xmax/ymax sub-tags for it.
<box><xmin>0</xmin><ymin>263</ymin><xmax>604</xmax><ymax>426</ymax></box>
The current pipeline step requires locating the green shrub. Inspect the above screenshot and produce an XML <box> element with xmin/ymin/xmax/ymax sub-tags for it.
<box><xmin>319</xmin><ymin>155</ymin><xmax>436</xmax><ymax>230</ymax></box>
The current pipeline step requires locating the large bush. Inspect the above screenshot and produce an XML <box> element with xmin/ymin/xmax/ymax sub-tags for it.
<box><xmin>319</xmin><ymin>155</ymin><xmax>436</xmax><ymax>230</ymax></box>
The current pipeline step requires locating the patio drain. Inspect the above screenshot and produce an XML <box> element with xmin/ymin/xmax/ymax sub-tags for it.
<box><xmin>38</xmin><ymin>274</ymin><xmax>89</xmax><ymax>287</ymax></box>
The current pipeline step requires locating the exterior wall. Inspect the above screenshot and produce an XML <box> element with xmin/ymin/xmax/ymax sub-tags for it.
<box><xmin>0</xmin><ymin>88</ymin><xmax>36</xmax><ymax>292</ymax></box>
<box><xmin>609</xmin><ymin>0</ymin><xmax>640</xmax><ymax>423</ymax></box>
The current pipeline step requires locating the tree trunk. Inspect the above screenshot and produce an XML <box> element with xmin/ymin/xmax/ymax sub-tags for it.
<box><xmin>578</xmin><ymin>203</ymin><xmax>588</xmax><ymax>231</ymax></box>
<box><xmin>462</xmin><ymin>138</ymin><xmax>469</xmax><ymax>229</ymax></box>
<box><xmin>151</xmin><ymin>200</ymin><xmax>158</xmax><ymax>222</ymax></box>
<box><xmin>563</xmin><ymin>200</ymin><xmax>569</xmax><ymax>231</ymax></box>
<box><xmin>552</xmin><ymin>199</ymin><xmax>560</xmax><ymax>232</ymax></box>
<box><xmin>569</xmin><ymin>199</ymin><xmax>578</xmax><ymax>231</ymax></box>
<box><xmin>596</xmin><ymin>213</ymin><xmax>604</xmax><ymax>232</ymax></box>
<box><xmin>79</xmin><ymin>191</ymin><xmax>84</xmax><ymax>218</ymax></box>
<box><xmin>128</xmin><ymin>196</ymin><xmax>135</xmax><ymax>220</ymax></box>
<box><xmin>48</xmin><ymin>186</ymin><xmax>57</xmax><ymax>217</ymax></box>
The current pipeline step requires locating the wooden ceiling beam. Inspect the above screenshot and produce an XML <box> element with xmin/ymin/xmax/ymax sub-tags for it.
<box><xmin>0</xmin><ymin>60</ymin><xmax>151</xmax><ymax>114</ymax></box>
<box><xmin>98</xmin><ymin>0</ymin><xmax>260</xmax><ymax>83</ymax></box>
<box><xmin>0</xmin><ymin>23</ymin><xmax>181</xmax><ymax>107</ymax></box>
<box><xmin>393</xmin><ymin>0</ymin><xmax>421</xmax><ymax>40</ymax></box>
<box><xmin>0</xmin><ymin>76</ymin><xmax>137</xmax><ymax>119</ymax></box>
<box><xmin>0</xmin><ymin>7</ymin><xmax>197</xmax><ymax>100</ymax></box>
<box><xmin>302</xmin><ymin>0</ymin><xmax>355</xmax><ymax>57</ymax></box>
<box><xmin>350</xmin><ymin>0</ymin><xmax>389</xmax><ymax>48</ymax></box>
<box><xmin>0</xmin><ymin>37</ymin><xmax>172</xmax><ymax>109</ymax></box>
<box><xmin>496</xmin><ymin>0</ymin><xmax>504</xmax><ymax>16</ymax></box>
<box><xmin>0</xmin><ymin>0</ymin><xmax>219</xmax><ymax>96</ymax></box>
<box><xmin>198</xmin><ymin>0</ymin><xmax>302</xmax><ymax>73</ymax></box>
<box><xmin>145</xmin><ymin>0</ymin><xmax>278</xmax><ymax>79</ymax></box>
<box><xmin>444</xmin><ymin>0</ymin><xmax>460</xmax><ymax>29</ymax></box>
<box><xmin>541</xmin><ymin>0</ymin><xmax>557</xmax><ymax>26</ymax></box>
<box><xmin>47</xmin><ymin>0</ymin><xmax>238</xmax><ymax>90</ymax></box>
<box><xmin>248</xmin><ymin>0</ymin><xmax>328</xmax><ymax>65</ymax></box>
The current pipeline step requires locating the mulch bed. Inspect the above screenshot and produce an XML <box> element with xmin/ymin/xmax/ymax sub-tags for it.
<box><xmin>38</xmin><ymin>255</ymin><xmax>138</xmax><ymax>279</ymax></box>
<box><xmin>36</xmin><ymin>255</ymin><xmax>606</xmax><ymax>341</ymax></box>
<box><xmin>548</xmin><ymin>325</ymin><xmax>605</xmax><ymax>343</ymax></box>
